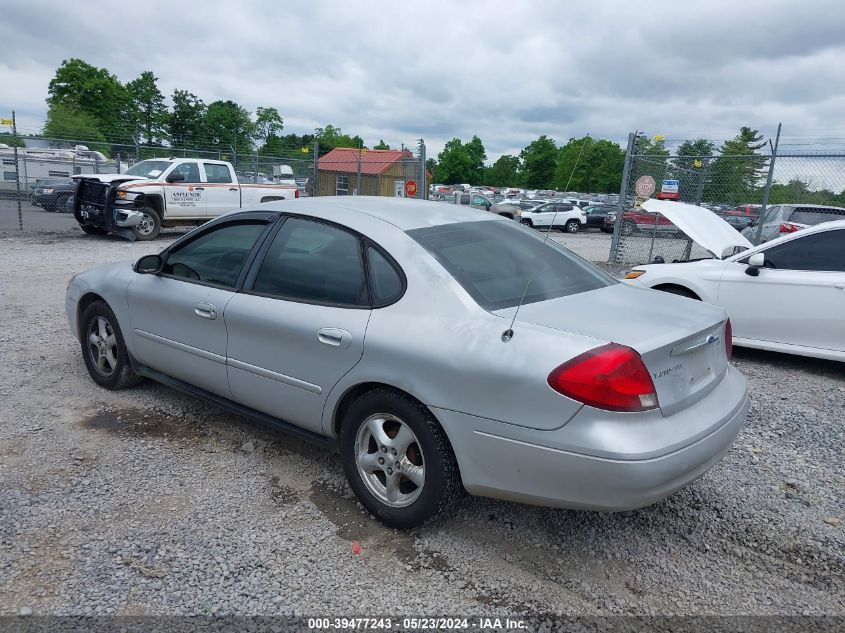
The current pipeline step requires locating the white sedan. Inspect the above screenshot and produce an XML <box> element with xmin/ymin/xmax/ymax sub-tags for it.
<box><xmin>623</xmin><ymin>200</ymin><xmax>845</xmax><ymax>362</ymax></box>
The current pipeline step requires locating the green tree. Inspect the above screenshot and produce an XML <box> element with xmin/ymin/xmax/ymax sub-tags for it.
<box><xmin>202</xmin><ymin>100</ymin><xmax>256</xmax><ymax>154</ymax></box>
<box><xmin>704</xmin><ymin>127</ymin><xmax>768</xmax><ymax>204</ymax></box>
<box><xmin>126</xmin><ymin>71</ymin><xmax>168</xmax><ymax>145</ymax></box>
<box><xmin>255</xmin><ymin>107</ymin><xmax>283</xmax><ymax>144</ymax></box>
<box><xmin>520</xmin><ymin>135</ymin><xmax>558</xmax><ymax>189</ymax></box>
<box><xmin>169</xmin><ymin>90</ymin><xmax>206</xmax><ymax>148</ymax></box>
<box><xmin>436</xmin><ymin>138</ymin><xmax>475</xmax><ymax>184</ymax></box>
<box><xmin>0</xmin><ymin>133</ymin><xmax>26</xmax><ymax>148</ymax></box>
<box><xmin>463</xmin><ymin>135</ymin><xmax>487</xmax><ymax>183</ymax></box>
<box><xmin>314</xmin><ymin>124</ymin><xmax>363</xmax><ymax>151</ymax></box>
<box><xmin>634</xmin><ymin>135</ymin><xmax>669</xmax><ymax>156</ymax></box>
<box><xmin>483</xmin><ymin>154</ymin><xmax>521</xmax><ymax>186</ymax></box>
<box><xmin>47</xmin><ymin>58</ymin><xmax>133</xmax><ymax>142</ymax></box>
<box><xmin>672</xmin><ymin>139</ymin><xmax>715</xmax><ymax>202</ymax></box>
<box><xmin>425</xmin><ymin>158</ymin><xmax>438</xmax><ymax>182</ymax></box>
<box><xmin>554</xmin><ymin>136</ymin><xmax>624</xmax><ymax>193</ymax></box>
<box><xmin>374</xmin><ymin>139</ymin><xmax>390</xmax><ymax>150</ymax></box>
<box><xmin>42</xmin><ymin>104</ymin><xmax>109</xmax><ymax>151</ymax></box>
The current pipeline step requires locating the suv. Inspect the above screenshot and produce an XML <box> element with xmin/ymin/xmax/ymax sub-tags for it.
<box><xmin>520</xmin><ymin>202</ymin><xmax>586</xmax><ymax>232</ymax></box>
<box><xmin>741</xmin><ymin>204</ymin><xmax>845</xmax><ymax>244</ymax></box>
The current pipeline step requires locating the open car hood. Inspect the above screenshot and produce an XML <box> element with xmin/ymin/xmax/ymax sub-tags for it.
<box><xmin>642</xmin><ymin>199</ymin><xmax>752</xmax><ymax>259</ymax></box>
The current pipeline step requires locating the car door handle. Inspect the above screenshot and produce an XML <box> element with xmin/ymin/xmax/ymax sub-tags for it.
<box><xmin>194</xmin><ymin>302</ymin><xmax>217</xmax><ymax>320</ymax></box>
<box><xmin>317</xmin><ymin>327</ymin><xmax>352</xmax><ymax>349</ymax></box>
<box><xmin>228</xmin><ymin>187</ymin><xmax>238</xmax><ymax>191</ymax></box>
<box><xmin>834</xmin><ymin>283</ymin><xmax>845</xmax><ymax>290</ymax></box>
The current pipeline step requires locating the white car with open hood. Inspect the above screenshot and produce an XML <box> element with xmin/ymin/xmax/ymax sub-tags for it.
<box><xmin>623</xmin><ymin>199</ymin><xmax>845</xmax><ymax>362</ymax></box>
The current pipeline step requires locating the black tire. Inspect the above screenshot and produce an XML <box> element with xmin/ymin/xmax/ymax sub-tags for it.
<box><xmin>134</xmin><ymin>206</ymin><xmax>161</xmax><ymax>241</ymax></box>
<box><xmin>80</xmin><ymin>224</ymin><xmax>107</xmax><ymax>236</ymax></box>
<box><xmin>621</xmin><ymin>220</ymin><xmax>637</xmax><ymax>236</ymax></box>
<box><xmin>521</xmin><ymin>218</ymin><xmax>534</xmax><ymax>227</ymax></box>
<box><xmin>564</xmin><ymin>219</ymin><xmax>580</xmax><ymax>233</ymax></box>
<box><xmin>79</xmin><ymin>300</ymin><xmax>143</xmax><ymax>390</ymax></box>
<box><xmin>657</xmin><ymin>286</ymin><xmax>700</xmax><ymax>300</ymax></box>
<box><xmin>340</xmin><ymin>389</ymin><xmax>462</xmax><ymax>529</ymax></box>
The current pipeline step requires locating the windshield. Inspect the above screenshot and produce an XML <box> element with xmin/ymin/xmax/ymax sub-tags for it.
<box><xmin>408</xmin><ymin>220</ymin><xmax>614</xmax><ymax>311</ymax></box>
<box><xmin>123</xmin><ymin>160</ymin><xmax>172</xmax><ymax>178</ymax></box>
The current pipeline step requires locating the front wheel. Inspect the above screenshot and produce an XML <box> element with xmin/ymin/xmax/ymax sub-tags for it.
<box><xmin>134</xmin><ymin>206</ymin><xmax>161</xmax><ymax>241</ymax></box>
<box><xmin>340</xmin><ymin>389</ymin><xmax>462</xmax><ymax>529</ymax></box>
<box><xmin>521</xmin><ymin>218</ymin><xmax>534</xmax><ymax>228</ymax></box>
<box><xmin>80</xmin><ymin>301</ymin><xmax>143</xmax><ymax>389</ymax></box>
<box><xmin>564</xmin><ymin>219</ymin><xmax>580</xmax><ymax>233</ymax></box>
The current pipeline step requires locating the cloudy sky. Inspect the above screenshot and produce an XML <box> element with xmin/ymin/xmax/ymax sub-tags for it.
<box><xmin>2</xmin><ymin>0</ymin><xmax>845</xmax><ymax>159</ymax></box>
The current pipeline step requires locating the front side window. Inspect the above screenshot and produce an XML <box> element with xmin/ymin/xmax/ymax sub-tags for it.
<box><xmin>162</xmin><ymin>221</ymin><xmax>267</xmax><ymax>287</ymax></box>
<box><xmin>408</xmin><ymin>220</ymin><xmax>614</xmax><ymax>310</ymax></box>
<box><xmin>252</xmin><ymin>218</ymin><xmax>367</xmax><ymax>306</ymax></box>
<box><xmin>336</xmin><ymin>175</ymin><xmax>349</xmax><ymax>196</ymax></box>
<box><xmin>204</xmin><ymin>163</ymin><xmax>232</xmax><ymax>184</ymax></box>
<box><xmin>763</xmin><ymin>229</ymin><xmax>845</xmax><ymax>272</ymax></box>
<box><xmin>472</xmin><ymin>195</ymin><xmax>487</xmax><ymax>206</ymax></box>
<box><xmin>170</xmin><ymin>162</ymin><xmax>200</xmax><ymax>183</ymax></box>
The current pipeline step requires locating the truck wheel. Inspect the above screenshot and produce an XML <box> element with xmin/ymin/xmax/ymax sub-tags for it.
<box><xmin>564</xmin><ymin>220</ymin><xmax>580</xmax><ymax>233</ymax></box>
<box><xmin>80</xmin><ymin>225</ymin><xmax>107</xmax><ymax>236</ymax></box>
<box><xmin>134</xmin><ymin>207</ymin><xmax>161</xmax><ymax>241</ymax></box>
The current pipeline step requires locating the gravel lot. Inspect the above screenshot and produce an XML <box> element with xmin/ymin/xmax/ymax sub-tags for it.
<box><xmin>1</xmin><ymin>220</ymin><xmax>843</xmax><ymax>618</ymax></box>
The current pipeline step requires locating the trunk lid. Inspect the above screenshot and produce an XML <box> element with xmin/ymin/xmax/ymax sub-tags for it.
<box><xmin>494</xmin><ymin>284</ymin><xmax>730</xmax><ymax>415</ymax></box>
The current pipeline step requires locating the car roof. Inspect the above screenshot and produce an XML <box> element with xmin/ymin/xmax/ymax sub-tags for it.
<box><xmin>242</xmin><ymin>195</ymin><xmax>500</xmax><ymax>231</ymax></box>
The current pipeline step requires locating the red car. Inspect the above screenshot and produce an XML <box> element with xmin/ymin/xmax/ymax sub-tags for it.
<box><xmin>603</xmin><ymin>209</ymin><xmax>679</xmax><ymax>235</ymax></box>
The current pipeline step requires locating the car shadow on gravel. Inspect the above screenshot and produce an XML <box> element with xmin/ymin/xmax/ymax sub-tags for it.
<box><xmin>732</xmin><ymin>347</ymin><xmax>845</xmax><ymax>378</ymax></box>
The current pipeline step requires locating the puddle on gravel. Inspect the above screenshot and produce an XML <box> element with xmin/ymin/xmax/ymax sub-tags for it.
<box><xmin>81</xmin><ymin>408</ymin><xmax>207</xmax><ymax>441</ymax></box>
<box><xmin>308</xmin><ymin>480</ymin><xmax>421</xmax><ymax>565</ymax></box>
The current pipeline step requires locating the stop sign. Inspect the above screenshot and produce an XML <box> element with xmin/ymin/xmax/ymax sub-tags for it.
<box><xmin>405</xmin><ymin>179</ymin><xmax>417</xmax><ymax>197</ymax></box>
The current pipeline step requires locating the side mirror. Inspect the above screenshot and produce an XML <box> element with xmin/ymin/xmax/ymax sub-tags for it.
<box><xmin>134</xmin><ymin>254</ymin><xmax>163</xmax><ymax>274</ymax></box>
<box><xmin>485</xmin><ymin>203</ymin><xmax>491</xmax><ymax>211</ymax></box>
<box><xmin>745</xmin><ymin>252</ymin><xmax>764</xmax><ymax>276</ymax></box>
<box><xmin>166</xmin><ymin>171</ymin><xmax>185</xmax><ymax>183</ymax></box>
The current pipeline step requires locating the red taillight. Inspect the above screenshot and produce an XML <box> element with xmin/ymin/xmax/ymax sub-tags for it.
<box><xmin>547</xmin><ymin>343</ymin><xmax>658</xmax><ymax>412</ymax></box>
<box><xmin>724</xmin><ymin>319</ymin><xmax>733</xmax><ymax>359</ymax></box>
<box><xmin>295</xmin><ymin>189</ymin><xmax>300</xmax><ymax>199</ymax></box>
<box><xmin>779</xmin><ymin>222</ymin><xmax>799</xmax><ymax>233</ymax></box>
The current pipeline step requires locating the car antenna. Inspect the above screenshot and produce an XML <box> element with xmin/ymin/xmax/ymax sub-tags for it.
<box><xmin>502</xmin><ymin>135</ymin><xmax>592</xmax><ymax>342</ymax></box>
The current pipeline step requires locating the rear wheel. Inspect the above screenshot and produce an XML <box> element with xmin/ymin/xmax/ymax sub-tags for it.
<box><xmin>80</xmin><ymin>301</ymin><xmax>143</xmax><ymax>389</ymax></box>
<box><xmin>134</xmin><ymin>206</ymin><xmax>161</xmax><ymax>241</ymax></box>
<box><xmin>564</xmin><ymin>219</ymin><xmax>580</xmax><ymax>233</ymax></box>
<box><xmin>340</xmin><ymin>389</ymin><xmax>462</xmax><ymax>529</ymax></box>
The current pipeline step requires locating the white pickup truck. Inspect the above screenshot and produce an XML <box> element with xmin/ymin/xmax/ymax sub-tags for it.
<box><xmin>72</xmin><ymin>158</ymin><xmax>299</xmax><ymax>240</ymax></box>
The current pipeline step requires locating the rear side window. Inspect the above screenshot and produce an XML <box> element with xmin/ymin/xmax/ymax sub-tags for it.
<box><xmin>764</xmin><ymin>229</ymin><xmax>845</xmax><ymax>272</ymax></box>
<box><xmin>367</xmin><ymin>247</ymin><xmax>404</xmax><ymax>306</ymax></box>
<box><xmin>252</xmin><ymin>218</ymin><xmax>367</xmax><ymax>306</ymax></box>
<box><xmin>789</xmin><ymin>208</ymin><xmax>845</xmax><ymax>225</ymax></box>
<box><xmin>163</xmin><ymin>221</ymin><xmax>267</xmax><ymax>287</ymax></box>
<box><xmin>204</xmin><ymin>163</ymin><xmax>232</xmax><ymax>183</ymax></box>
<box><xmin>408</xmin><ymin>220</ymin><xmax>614</xmax><ymax>310</ymax></box>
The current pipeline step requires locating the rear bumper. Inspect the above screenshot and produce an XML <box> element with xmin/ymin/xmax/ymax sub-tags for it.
<box><xmin>435</xmin><ymin>366</ymin><xmax>748</xmax><ymax>511</ymax></box>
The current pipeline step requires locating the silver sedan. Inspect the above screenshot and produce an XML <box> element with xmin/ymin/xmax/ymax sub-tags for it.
<box><xmin>66</xmin><ymin>197</ymin><xmax>748</xmax><ymax>528</ymax></box>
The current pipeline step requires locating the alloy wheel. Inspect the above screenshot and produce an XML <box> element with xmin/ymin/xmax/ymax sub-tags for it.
<box><xmin>355</xmin><ymin>413</ymin><xmax>425</xmax><ymax>508</ymax></box>
<box><xmin>87</xmin><ymin>316</ymin><xmax>118</xmax><ymax>376</ymax></box>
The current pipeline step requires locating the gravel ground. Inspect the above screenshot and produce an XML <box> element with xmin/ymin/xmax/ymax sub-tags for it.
<box><xmin>0</xmin><ymin>225</ymin><xmax>843</xmax><ymax>618</ymax></box>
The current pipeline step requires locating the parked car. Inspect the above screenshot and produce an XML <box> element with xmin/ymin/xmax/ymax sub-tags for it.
<box><xmin>604</xmin><ymin>209</ymin><xmax>679</xmax><ymax>236</ymax></box>
<box><xmin>520</xmin><ymin>202</ymin><xmax>586</xmax><ymax>232</ymax></box>
<box><xmin>623</xmin><ymin>200</ymin><xmax>845</xmax><ymax>362</ymax></box>
<box><xmin>72</xmin><ymin>158</ymin><xmax>299</xmax><ymax>241</ymax></box>
<box><xmin>583</xmin><ymin>205</ymin><xmax>616</xmax><ymax>231</ymax></box>
<box><xmin>714</xmin><ymin>210</ymin><xmax>755</xmax><ymax>232</ymax></box>
<box><xmin>741</xmin><ymin>204</ymin><xmax>845</xmax><ymax>244</ymax></box>
<box><xmin>452</xmin><ymin>191</ymin><xmax>493</xmax><ymax>211</ymax></box>
<box><xmin>32</xmin><ymin>179</ymin><xmax>76</xmax><ymax>212</ymax></box>
<box><xmin>66</xmin><ymin>197</ymin><xmax>748</xmax><ymax>528</ymax></box>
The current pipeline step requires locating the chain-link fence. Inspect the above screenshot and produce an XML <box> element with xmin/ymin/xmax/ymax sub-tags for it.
<box><xmin>609</xmin><ymin>135</ymin><xmax>845</xmax><ymax>265</ymax></box>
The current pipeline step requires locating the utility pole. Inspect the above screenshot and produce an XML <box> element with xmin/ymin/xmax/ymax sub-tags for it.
<box><xmin>419</xmin><ymin>138</ymin><xmax>426</xmax><ymax>199</ymax></box>
<box><xmin>312</xmin><ymin>140</ymin><xmax>319</xmax><ymax>197</ymax></box>
<box><xmin>610</xmin><ymin>131</ymin><xmax>637</xmax><ymax>262</ymax></box>
<box><xmin>754</xmin><ymin>123</ymin><xmax>781</xmax><ymax>246</ymax></box>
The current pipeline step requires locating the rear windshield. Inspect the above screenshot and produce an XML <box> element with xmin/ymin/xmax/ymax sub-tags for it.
<box><xmin>408</xmin><ymin>220</ymin><xmax>614</xmax><ymax>310</ymax></box>
<box><xmin>790</xmin><ymin>208</ymin><xmax>845</xmax><ymax>225</ymax></box>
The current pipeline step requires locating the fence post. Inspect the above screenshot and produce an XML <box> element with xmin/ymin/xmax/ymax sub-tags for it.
<box><xmin>312</xmin><ymin>141</ymin><xmax>319</xmax><ymax>196</ymax></box>
<box><xmin>134</xmin><ymin>136</ymin><xmax>140</xmax><ymax>162</ymax></box>
<box><xmin>609</xmin><ymin>131</ymin><xmax>636</xmax><ymax>263</ymax></box>
<box><xmin>253</xmin><ymin>153</ymin><xmax>258</xmax><ymax>184</ymax></box>
<box><xmin>419</xmin><ymin>138</ymin><xmax>426</xmax><ymax>199</ymax></box>
<box><xmin>11</xmin><ymin>111</ymin><xmax>22</xmax><ymax>230</ymax></box>
<box><xmin>753</xmin><ymin>122</ymin><xmax>781</xmax><ymax>245</ymax></box>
